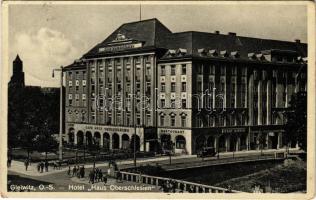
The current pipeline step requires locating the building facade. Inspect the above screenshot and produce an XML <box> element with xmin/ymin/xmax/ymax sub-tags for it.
<box><xmin>64</xmin><ymin>19</ymin><xmax>307</xmax><ymax>155</ymax></box>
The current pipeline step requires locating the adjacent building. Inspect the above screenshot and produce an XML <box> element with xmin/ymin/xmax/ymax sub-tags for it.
<box><xmin>64</xmin><ymin>18</ymin><xmax>307</xmax><ymax>155</ymax></box>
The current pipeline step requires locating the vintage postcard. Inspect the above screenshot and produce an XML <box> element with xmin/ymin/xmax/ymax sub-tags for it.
<box><xmin>0</xmin><ymin>1</ymin><xmax>315</xmax><ymax>199</ymax></box>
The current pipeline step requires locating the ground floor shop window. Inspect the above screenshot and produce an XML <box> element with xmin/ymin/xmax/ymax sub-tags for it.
<box><xmin>175</xmin><ymin>135</ymin><xmax>186</xmax><ymax>149</ymax></box>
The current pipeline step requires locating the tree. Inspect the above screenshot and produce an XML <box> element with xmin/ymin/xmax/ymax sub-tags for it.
<box><xmin>34</xmin><ymin>120</ymin><xmax>58</xmax><ymax>161</ymax></box>
<box><xmin>285</xmin><ymin>92</ymin><xmax>307</xmax><ymax>152</ymax></box>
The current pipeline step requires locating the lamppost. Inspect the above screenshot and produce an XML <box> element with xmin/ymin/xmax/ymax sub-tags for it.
<box><xmin>52</xmin><ymin>66</ymin><xmax>64</xmax><ymax>161</ymax></box>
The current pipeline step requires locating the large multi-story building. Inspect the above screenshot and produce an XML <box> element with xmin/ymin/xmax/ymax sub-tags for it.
<box><xmin>64</xmin><ymin>18</ymin><xmax>307</xmax><ymax>155</ymax></box>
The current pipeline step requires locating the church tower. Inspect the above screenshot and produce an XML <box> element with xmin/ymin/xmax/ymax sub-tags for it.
<box><xmin>9</xmin><ymin>54</ymin><xmax>25</xmax><ymax>88</ymax></box>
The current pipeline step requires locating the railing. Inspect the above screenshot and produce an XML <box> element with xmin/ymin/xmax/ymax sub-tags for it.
<box><xmin>119</xmin><ymin>171</ymin><xmax>241</xmax><ymax>193</ymax></box>
<box><xmin>163</xmin><ymin>153</ymin><xmax>285</xmax><ymax>171</ymax></box>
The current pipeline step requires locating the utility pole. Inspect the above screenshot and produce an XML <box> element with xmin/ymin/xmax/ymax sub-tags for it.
<box><xmin>133</xmin><ymin>58</ymin><xmax>137</xmax><ymax>167</ymax></box>
<box><xmin>52</xmin><ymin>66</ymin><xmax>64</xmax><ymax>162</ymax></box>
<box><xmin>139</xmin><ymin>3</ymin><xmax>142</xmax><ymax>21</ymax></box>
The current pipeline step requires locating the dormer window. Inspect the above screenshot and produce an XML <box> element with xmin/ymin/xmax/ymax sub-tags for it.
<box><xmin>198</xmin><ymin>48</ymin><xmax>207</xmax><ymax>56</ymax></box>
<box><xmin>231</xmin><ymin>51</ymin><xmax>240</xmax><ymax>58</ymax></box>
<box><xmin>167</xmin><ymin>49</ymin><xmax>176</xmax><ymax>57</ymax></box>
<box><xmin>256</xmin><ymin>54</ymin><xmax>265</xmax><ymax>61</ymax></box>
<box><xmin>220</xmin><ymin>50</ymin><xmax>229</xmax><ymax>57</ymax></box>
<box><xmin>209</xmin><ymin>49</ymin><xmax>218</xmax><ymax>57</ymax></box>
<box><xmin>248</xmin><ymin>53</ymin><xmax>257</xmax><ymax>60</ymax></box>
<box><xmin>177</xmin><ymin>48</ymin><xmax>187</xmax><ymax>56</ymax></box>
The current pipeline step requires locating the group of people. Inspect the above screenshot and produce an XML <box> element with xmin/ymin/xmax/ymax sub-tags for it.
<box><xmin>68</xmin><ymin>165</ymin><xmax>85</xmax><ymax>178</ymax></box>
<box><xmin>36</xmin><ymin>161</ymin><xmax>49</xmax><ymax>173</ymax></box>
<box><xmin>159</xmin><ymin>179</ymin><xmax>178</xmax><ymax>193</ymax></box>
<box><xmin>89</xmin><ymin>168</ymin><xmax>107</xmax><ymax>184</ymax></box>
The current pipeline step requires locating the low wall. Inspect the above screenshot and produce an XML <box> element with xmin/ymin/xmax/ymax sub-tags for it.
<box><xmin>119</xmin><ymin>171</ymin><xmax>241</xmax><ymax>193</ymax></box>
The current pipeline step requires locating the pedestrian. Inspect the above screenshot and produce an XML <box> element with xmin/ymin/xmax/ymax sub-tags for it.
<box><xmin>72</xmin><ymin>166</ymin><xmax>77</xmax><ymax>177</ymax></box>
<box><xmin>40</xmin><ymin>162</ymin><xmax>44</xmax><ymax>173</ymax></box>
<box><xmin>227</xmin><ymin>185</ymin><xmax>232</xmax><ymax>193</ymax></box>
<box><xmin>189</xmin><ymin>185</ymin><xmax>194</xmax><ymax>193</ymax></box>
<box><xmin>67</xmin><ymin>166</ymin><xmax>71</xmax><ymax>176</ymax></box>
<box><xmin>81</xmin><ymin>165</ymin><xmax>85</xmax><ymax>178</ymax></box>
<box><xmin>179</xmin><ymin>182</ymin><xmax>184</xmax><ymax>193</ymax></box>
<box><xmin>7</xmin><ymin>157</ymin><xmax>12</xmax><ymax>168</ymax></box>
<box><xmin>89</xmin><ymin>170</ymin><xmax>94</xmax><ymax>184</ymax></box>
<box><xmin>103</xmin><ymin>175</ymin><xmax>107</xmax><ymax>185</ymax></box>
<box><xmin>37</xmin><ymin>163</ymin><xmax>41</xmax><ymax>173</ymax></box>
<box><xmin>24</xmin><ymin>159</ymin><xmax>29</xmax><ymax>171</ymax></box>
<box><xmin>116</xmin><ymin>170</ymin><xmax>121</xmax><ymax>183</ymax></box>
<box><xmin>138</xmin><ymin>172</ymin><xmax>142</xmax><ymax>183</ymax></box>
<box><xmin>98</xmin><ymin>169</ymin><xmax>103</xmax><ymax>182</ymax></box>
<box><xmin>171</xmin><ymin>180</ymin><xmax>176</xmax><ymax>193</ymax></box>
<box><xmin>44</xmin><ymin>161</ymin><xmax>49</xmax><ymax>172</ymax></box>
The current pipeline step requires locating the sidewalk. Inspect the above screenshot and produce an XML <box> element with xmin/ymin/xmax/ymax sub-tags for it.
<box><xmin>8</xmin><ymin>154</ymin><xmax>195</xmax><ymax>177</ymax></box>
<box><xmin>8</xmin><ymin>148</ymin><xmax>300</xmax><ymax>177</ymax></box>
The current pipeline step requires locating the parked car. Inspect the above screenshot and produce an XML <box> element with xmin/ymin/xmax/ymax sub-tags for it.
<box><xmin>197</xmin><ymin>147</ymin><xmax>217</xmax><ymax>158</ymax></box>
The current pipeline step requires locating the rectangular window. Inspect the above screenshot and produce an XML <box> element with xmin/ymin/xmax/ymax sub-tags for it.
<box><xmin>160</xmin><ymin>99</ymin><xmax>165</xmax><ymax>108</ymax></box>
<box><xmin>83</xmin><ymin>71</ymin><xmax>86</xmax><ymax>80</ymax></box>
<box><xmin>161</xmin><ymin>83</ymin><xmax>166</xmax><ymax>92</ymax></box>
<box><xmin>161</xmin><ymin>65</ymin><xmax>165</xmax><ymax>76</ymax></box>
<box><xmin>181</xmin><ymin>116</ymin><xmax>186</xmax><ymax>127</ymax></box>
<box><xmin>231</xmin><ymin>66</ymin><xmax>237</xmax><ymax>75</ymax></box>
<box><xmin>68</xmin><ymin>72</ymin><xmax>73</xmax><ymax>79</ymax></box>
<box><xmin>220</xmin><ymin>66</ymin><xmax>226</xmax><ymax>75</ymax></box>
<box><xmin>171</xmin><ymin>65</ymin><xmax>176</xmax><ymax>75</ymax></box>
<box><xmin>181</xmin><ymin>82</ymin><xmax>186</xmax><ymax>92</ymax></box>
<box><xmin>171</xmin><ymin>83</ymin><xmax>176</xmax><ymax>92</ymax></box>
<box><xmin>197</xmin><ymin>65</ymin><xmax>202</xmax><ymax>74</ymax></box>
<box><xmin>160</xmin><ymin>116</ymin><xmax>164</xmax><ymax>126</ymax></box>
<box><xmin>181</xmin><ymin>64</ymin><xmax>186</xmax><ymax>75</ymax></box>
<box><xmin>242</xmin><ymin>67</ymin><xmax>247</xmax><ymax>77</ymax></box>
<box><xmin>210</xmin><ymin>65</ymin><xmax>215</xmax><ymax>75</ymax></box>
<box><xmin>241</xmin><ymin>83</ymin><xmax>246</xmax><ymax>108</ymax></box>
<box><xmin>197</xmin><ymin>82</ymin><xmax>202</xmax><ymax>92</ymax></box>
<box><xmin>171</xmin><ymin>99</ymin><xmax>176</xmax><ymax>108</ymax></box>
<box><xmin>136</xmin><ymin>116</ymin><xmax>141</xmax><ymax>125</ymax></box>
<box><xmin>182</xmin><ymin>99</ymin><xmax>187</xmax><ymax>108</ymax></box>
<box><xmin>209</xmin><ymin>81</ymin><xmax>214</xmax><ymax>91</ymax></box>
<box><xmin>171</xmin><ymin>116</ymin><xmax>176</xmax><ymax>126</ymax></box>
<box><xmin>220</xmin><ymin>82</ymin><xmax>225</xmax><ymax>92</ymax></box>
<box><xmin>68</xmin><ymin>94</ymin><xmax>72</xmax><ymax>106</ymax></box>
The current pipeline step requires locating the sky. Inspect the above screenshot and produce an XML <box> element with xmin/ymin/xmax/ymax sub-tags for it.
<box><xmin>8</xmin><ymin>2</ymin><xmax>307</xmax><ymax>87</ymax></box>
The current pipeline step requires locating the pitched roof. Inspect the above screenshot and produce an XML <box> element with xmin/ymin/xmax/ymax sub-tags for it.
<box><xmin>83</xmin><ymin>18</ymin><xmax>172</xmax><ymax>58</ymax></box>
<box><xmin>160</xmin><ymin>31</ymin><xmax>307</xmax><ymax>60</ymax></box>
<box><xmin>68</xmin><ymin>18</ymin><xmax>307</xmax><ymax>68</ymax></box>
<box><xmin>14</xmin><ymin>54</ymin><xmax>22</xmax><ymax>62</ymax></box>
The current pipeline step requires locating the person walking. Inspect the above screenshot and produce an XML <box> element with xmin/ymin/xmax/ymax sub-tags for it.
<box><xmin>37</xmin><ymin>163</ymin><xmax>41</xmax><ymax>173</ymax></box>
<box><xmin>7</xmin><ymin>157</ymin><xmax>12</xmax><ymax>168</ymax></box>
<box><xmin>103</xmin><ymin>175</ymin><xmax>107</xmax><ymax>186</ymax></box>
<box><xmin>67</xmin><ymin>166</ymin><xmax>71</xmax><ymax>177</ymax></box>
<box><xmin>40</xmin><ymin>162</ymin><xmax>44</xmax><ymax>173</ymax></box>
<box><xmin>81</xmin><ymin>165</ymin><xmax>85</xmax><ymax>178</ymax></box>
<box><xmin>72</xmin><ymin>166</ymin><xmax>77</xmax><ymax>177</ymax></box>
<box><xmin>44</xmin><ymin>161</ymin><xmax>49</xmax><ymax>172</ymax></box>
<box><xmin>24</xmin><ymin>159</ymin><xmax>29</xmax><ymax>171</ymax></box>
<box><xmin>89</xmin><ymin>170</ymin><xmax>94</xmax><ymax>184</ymax></box>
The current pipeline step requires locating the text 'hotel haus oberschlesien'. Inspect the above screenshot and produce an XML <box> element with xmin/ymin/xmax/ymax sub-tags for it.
<box><xmin>63</xmin><ymin>18</ymin><xmax>307</xmax><ymax>155</ymax></box>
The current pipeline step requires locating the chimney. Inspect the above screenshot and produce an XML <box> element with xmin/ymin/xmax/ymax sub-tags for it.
<box><xmin>228</xmin><ymin>32</ymin><xmax>236</xmax><ymax>36</ymax></box>
<box><xmin>214</xmin><ymin>31</ymin><xmax>220</xmax><ymax>34</ymax></box>
<box><xmin>295</xmin><ymin>39</ymin><xmax>300</xmax><ymax>43</ymax></box>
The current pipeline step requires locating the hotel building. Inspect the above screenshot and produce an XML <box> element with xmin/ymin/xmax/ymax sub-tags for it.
<box><xmin>64</xmin><ymin>18</ymin><xmax>307</xmax><ymax>155</ymax></box>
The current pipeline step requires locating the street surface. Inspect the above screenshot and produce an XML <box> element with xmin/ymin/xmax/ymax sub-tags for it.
<box><xmin>7</xmin><ymin>148</ymin><xmax>300</xmax><ymax>192</ymax></box>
